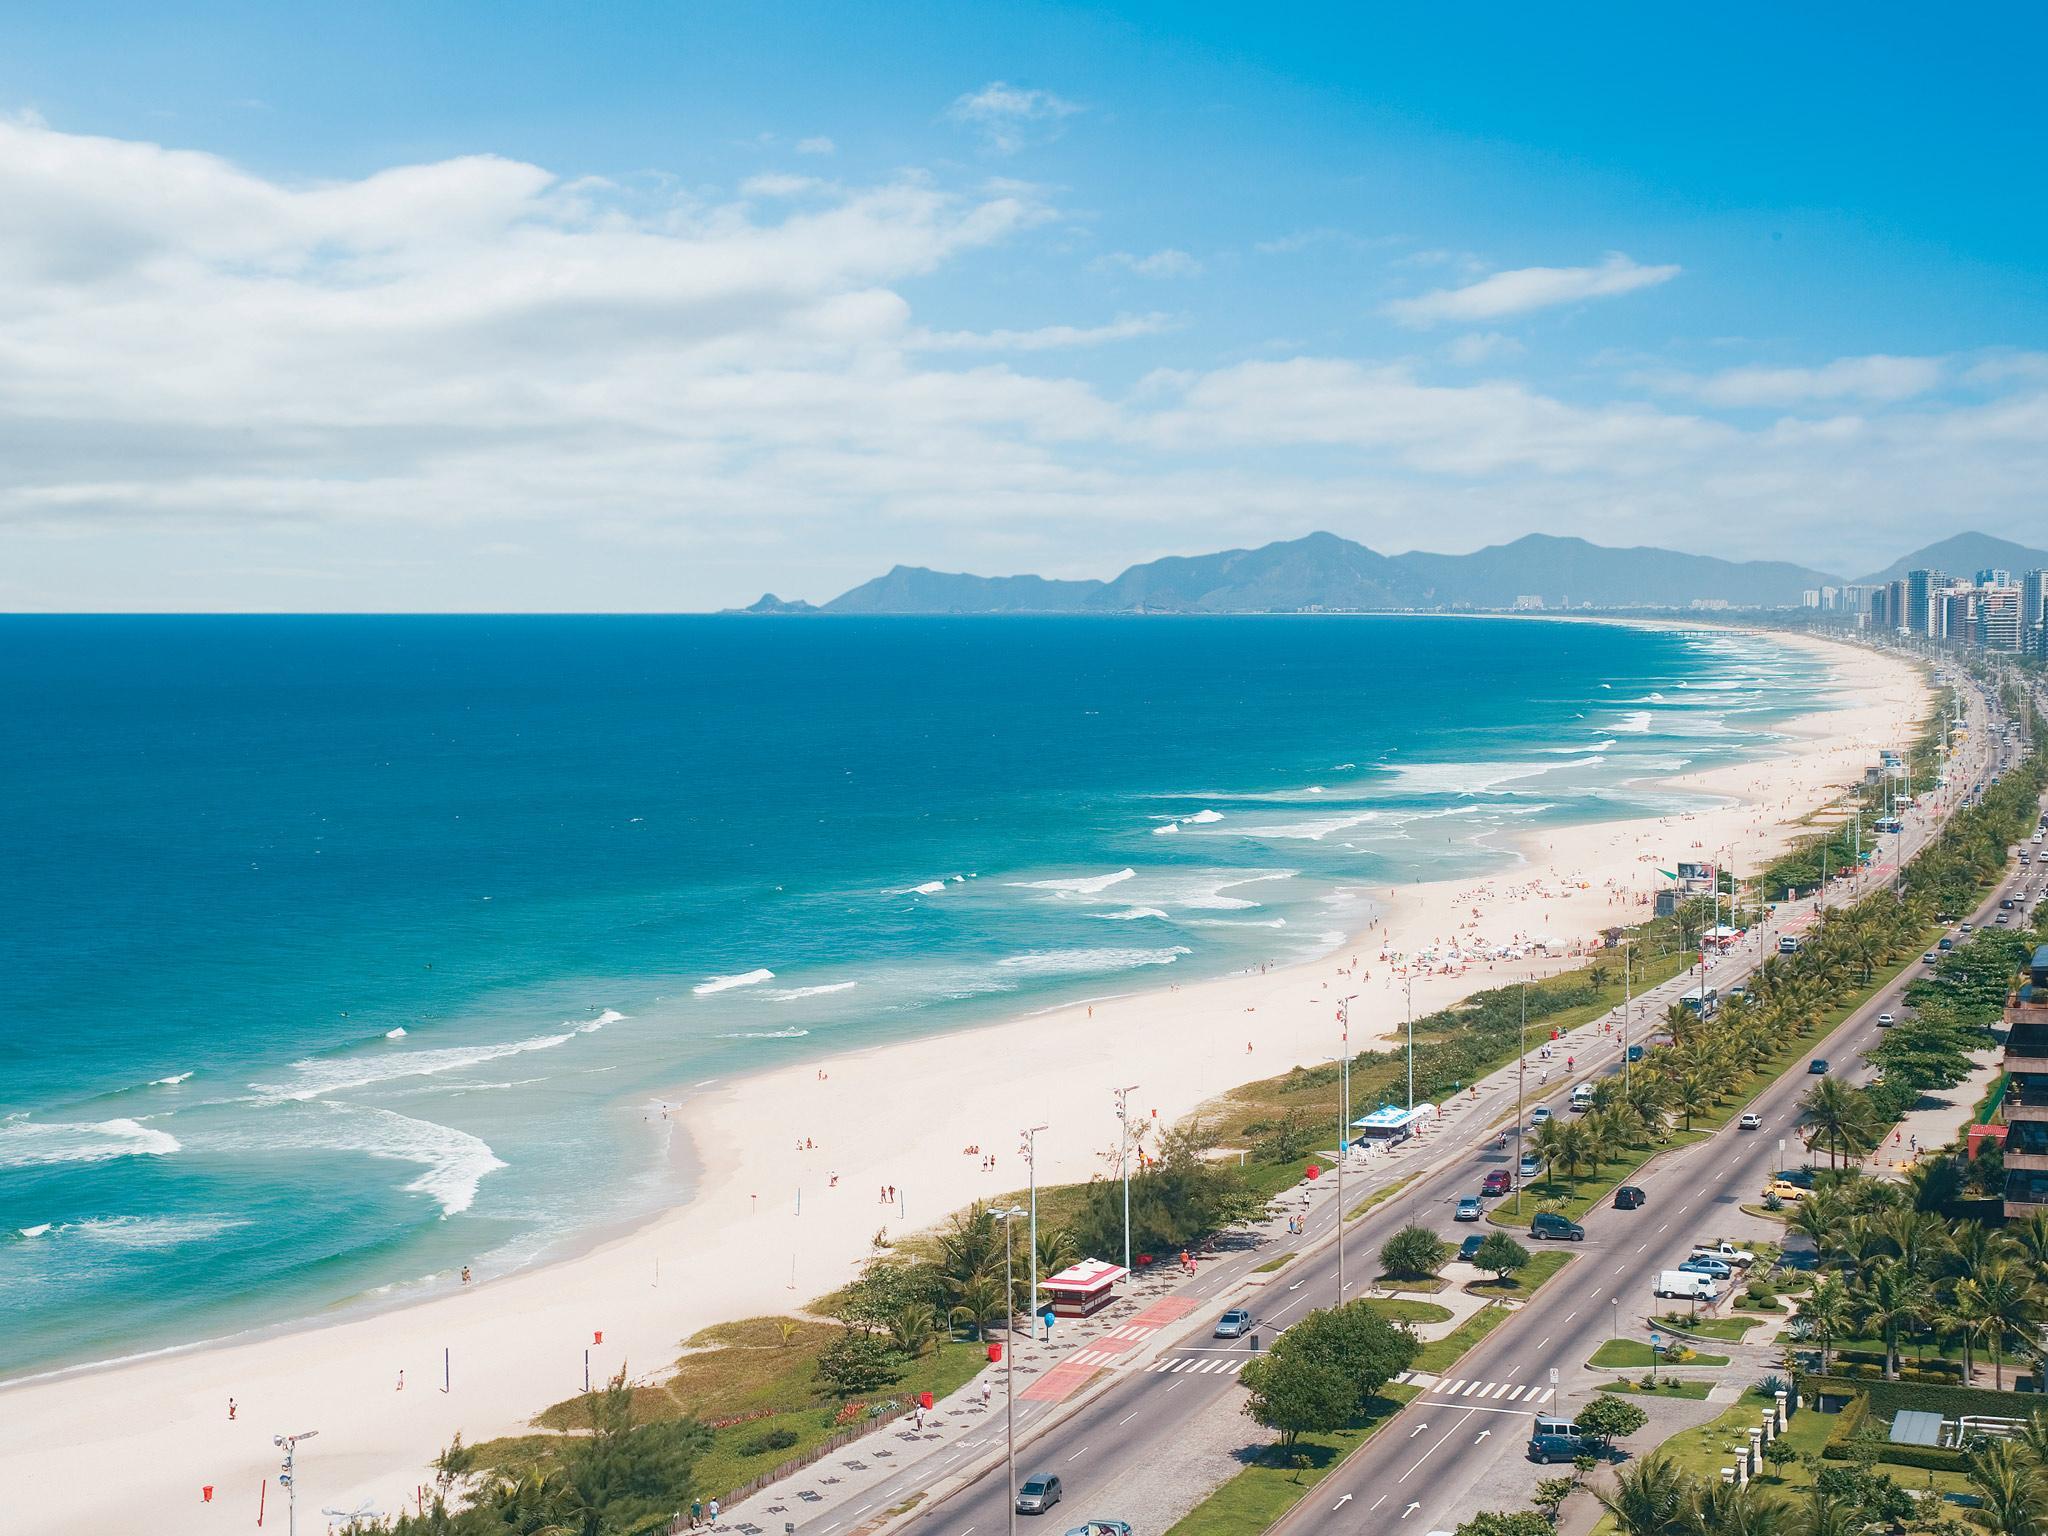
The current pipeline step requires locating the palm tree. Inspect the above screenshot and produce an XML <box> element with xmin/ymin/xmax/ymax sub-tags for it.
<box><xmin>1787</xmin><ymin>1487</ymin><xmax>1873</xmax><ymax>1536</ymax></box>
<box><xmin>1802</xmin><ymin>1276</ymin><xmax>1853</xmax><ymax>1374</ymax></box>
<box><xmin>1856</xmin><ymin>1259</ymin><xmax>1933</xmax><ymax>1381</ymax></box>
<box><xmin>1533</xmin><ymin>1118</ymin><xmax>1570</xmax><ymax>1189</ymax></box>
<box><xmin>2012</xmin><ymin>1211</ymin><xmax>2048</xmax><ymax>1280</ymax></box>
<box><xmin>1597</xmin><ymin>1453</ymin><xmax>1696</xmax><ymax>1536</ymax></box>
<box><xmin>1957</xmin><ymin>1256</ymin><xmax>2047</xmax><ymax>1390</ymax></box>
<box><xmin>2012</xmin><ymin>1409</ymin><xmax>2048</xmax><ymax>1471</ymax></box>
<box><xmin>887</xmin><ymin>1303</ymin><xmax>938</xmax><ymax>1358</ymax></box>
<box><xmin>1672</xmin><ymin>1071</ymin><xmax>1714</xmax><ymax>1134</ymax></box>
<box><xmin>947</xmin><ymin>1273</ymin><xmax>1007</xmax><ymax>1339</ymax></box>
<box><xmin>1686</xmin><ymin>1479</ymin><xmax>1790</xmax><ymax>1536</ymax></box>
<box><xmin>1967</xmin><ymin>1438</ymin><xmax>2047</xmax><ymax>1536</ymax></box>
<box><xmin>1035</xmin><ymin>1223</ymin><xmax>1078</xmax><ymax>1282</ymax></box>
<box><xmin>1789</xmin><ymin>1190</ymin><xmax>1844</xmax><ymax>1260</ymax></box>
<box><xmin>1876</xmin><ymin>1208</ymin><xmax>1949</xmax><ymax>1277</ymax></box>
<box><xmin>1801</xmin><ymin>1077</ymin><xmax>1880</xmax><ymax>1169</ymax></box>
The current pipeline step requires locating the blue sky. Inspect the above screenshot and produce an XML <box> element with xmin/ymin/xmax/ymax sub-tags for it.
<box><xmin>5</xmin><ymin>3</ymin><xmax>2046</xmax><ymax>609</ymax></box>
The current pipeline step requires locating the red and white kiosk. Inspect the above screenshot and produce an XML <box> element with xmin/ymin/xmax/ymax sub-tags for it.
<box><xmin>1038</xmin><ymin>1257</ymin><xmax>1129</xmax><ymax>1319</ymax></box>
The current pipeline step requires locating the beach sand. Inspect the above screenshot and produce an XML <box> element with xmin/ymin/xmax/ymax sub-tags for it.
<box><xmin>0</xmin><ymin>626</ymin><xmax>1929</xmax><ymax>1533</ymax></box>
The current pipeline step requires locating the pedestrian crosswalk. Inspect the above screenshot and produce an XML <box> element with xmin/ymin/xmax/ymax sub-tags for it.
<box><xmin>1143</xmin><ymin>1356</ymin><xmax>1248</xmax><ymax>1376</ymax></box>
<box><xmin>1103</xmin><ymin>1322</ymin><xmax>1160</xmax><ymax>1343</ymax></box>
<box><xmin>1410</xmin><ymin>1373</ymin><xmax>1554</xmax><ymax>1405</ymax></box>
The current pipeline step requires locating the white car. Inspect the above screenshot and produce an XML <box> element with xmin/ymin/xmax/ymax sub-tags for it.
<box><xmin>1739</xmin><ymin>1111</ymin><xmax>1762</xmax><ymax>1130</ymax></box>
<box><xmin>1691</xmin><ymin>1240</ymin><xmax>1757</xmax><ymax>1267</ymax></box>
<box><xmin>1876</xmin><ymin>1012</ymin><xmax>1896</xmax><ymax>1028</ymax></box>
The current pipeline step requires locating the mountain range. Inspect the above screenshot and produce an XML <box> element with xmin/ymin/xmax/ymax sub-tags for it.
<box><xmin>739</xmin><ymin>529</ymin><xmax>2048</xmax><ymax>616</ymax></box>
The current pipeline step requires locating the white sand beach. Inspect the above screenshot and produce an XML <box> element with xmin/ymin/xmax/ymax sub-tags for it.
<box><xmin>0</xmin><ymin>626</ymin><xmax>1931</xmax><ymax>1534</ymax></box>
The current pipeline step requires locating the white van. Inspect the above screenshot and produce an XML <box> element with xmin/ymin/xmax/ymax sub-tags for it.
<box><xmin>1655</xmin><ymin>1269</ymin><xmax>1719</xmax><ymax>1301</ymax></box>
<box><xmin>1569</xmin><ymin>1083</ymin><xmax>1596</xmax><ymax>1112</ymax></box>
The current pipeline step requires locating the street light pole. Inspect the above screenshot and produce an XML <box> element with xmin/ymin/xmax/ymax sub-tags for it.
<box><xmin>1021</xmin><ymin>1123</ymin><xmax>1047</xmax><ymax>1341</ymax></box>
<box><xmin>1114</xmin><ymin>1084</ymin><xmax>1139</xmax><ymax>1273</ymax></box>
<box><xmin>273</xmin><ymin>1429</ymin><xmax>318</xmax><ymax>1536</ymax></box>
<box><xmin>996</xmin><ymin>1206</ymin><xmax>1025</xmax><ymax>1536</ymax></box>
<box><xmin>1405</xmin><ymin>972</ymin><xmax>1415</xmax><ymax>1111</ymax></box>
<box><xmin>1514</xmin><ymin>984</ymin><xmax>1527</xmax><ymax>1217</ymax></box>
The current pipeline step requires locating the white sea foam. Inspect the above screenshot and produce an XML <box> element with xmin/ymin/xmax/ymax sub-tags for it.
<box><xmin>1151</xmin><ymin>822</ymin><xmax>1181</xmax><ymax>835</ymax></box>
<box><xmin>993</xmin><ymin>946</ymin><xmax>1190</xmax><ymax>978</ymax></box>
<box><xmin>385</xmin><ymin>1027</ymin><xmax>408</xmax><ymax>1039</ymax></box>
<box><xmin>1184</xmin><ymin>809</ymin><xmax>1224</xmax><ymax>824</ymax></box>
<box><xmin>1010</xmin><ymin>868</ymin><xmax>1136</xmax><ymax>896</ymax></box>
<box><xmin>890</xmin><ymin>878</ymin><xmax>952</xmax><ymax>895</ymax></box>
<box><xmin>581</xmin><ymin>1009</ymin><xmax>625</xmax><ymax>1031</ymax></box>
<box><xmin>764</xmin><ymin>983</ymin><xmax>857</xmax><ymax>1001</ymax></box>
<box><xmin>717</xmin><ymin>1027</ymin><xmax>811</xmax><ymax>1039</ymax></box>
<box><xmin>255</xmin><ymin>1028</ymin><xmax>584</xmax><ymax>1101</ymax></box>
<box><xmin>1610</xmin><ymin>711</ymin><xmax>1654</xmax><ymax>733</ymax></box>
<box><xmin>17</xmin><ymin>1224</ymin><xmax>52</xmax><ymax>1238</ymax></box>
<box><xmin>0</xmin><ymin>1117</ymin><xmax>181</xmax><ymax>1169</ymax></box>
<box><xmin>1092</xmin><ymin>906</ymin><xmax>1169</xmax><ymax>921</ymax></box>
<box><xmin>1186</xmin><ymin>917</ymin><xmax>1287</xmax><ymax>929</ymax></box>
<box><xmin>694</xmin><ymin>969</ymin><xmax>776</xmax><ymax>996</ymax></box>
<box><xmin>64</xmin><ymin>1214</ymin><xmax>251</xmax><ymax>1250</ymax></box>
<box><xmin>1232</xmin><ymin>810</ymin><xmax>1382</xmax><ymax>841</ymax></box>
<box><xmin>207</xmin><ymin>1102</ymin><xmax>504</xmax><ymax>1217</ymax></box>
<box><xmin>1542</xmin><ymin>739</ymin><xmax>1616</xmax><ymax>753</ymax></box>
<box><xmin>150</xmin><ymin>1071</ymin><xmax>194</xmax><ymax>1086</ymax></box>
<box><xmin>1168</xmin><ymin>870</ymin><xmax>1299</xmax><ymax>910</ymax></box>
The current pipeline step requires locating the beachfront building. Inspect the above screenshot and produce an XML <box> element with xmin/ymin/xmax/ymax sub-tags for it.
<box><xmin>1350</xmin><ymin>1103</ymin><xmax>1437</xmax><ymax>1145</ymax></box>
<box><xmin>1039</xmin><ymin>1258</ymin><xmax>1129</xmax><ymax>1319</ymax></box>
<box><xmin>2000</xmin><ymin>945</ymin><xmax>2048</xmax><ymax>1218</ymax></box>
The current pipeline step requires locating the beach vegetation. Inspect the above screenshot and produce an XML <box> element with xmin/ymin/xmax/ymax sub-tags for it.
<box><xmin>816</xmin><ymin>1326</ymin><xmax>902</xmax><ymax>1396</ymax></box>
<box><xmin>1069</xmin><ymin>1124</ymin><xmax>1261</xmax><ymax>1261</ymax></box>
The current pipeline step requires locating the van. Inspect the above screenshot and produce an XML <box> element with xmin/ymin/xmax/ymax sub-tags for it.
<box><xmin>1570</xmin><ymin>1084</ymin><xmax>1596</xmax><ymax>1111</ymax></box>
<box><xmin>1531</xmin><ymin>1212</ymin><xmax>1584</xmax><ymax>1242</ymax></box>
<box><xmin>1656</xmin><ymin>1269</ymin><xmax>1719</xmax><ymax>1301</ymax></box>
<box><xmin>1778</xmin><ymin>935</ymin><xmax>1801</xmax><ymax>954</ymax></box>
<box><xmin>1527</xmin><ymin>1432</ymin><xmax>1582</xmax><ymax>1464</ymax></box>
<box><xmin>1533</xmin><ymin>1414</ymin><xmax>1578</xmax><ymax>1439</ymax></box>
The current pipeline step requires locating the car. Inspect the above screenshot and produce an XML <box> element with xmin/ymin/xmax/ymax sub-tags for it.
<box><xmin>1809</xmin><ymin>1059</ymin><xmax>1829</xmax><ymax>1075</ymax></box>
<box><xmin>1530</xmin><ymin>1106</ymin><xmax>1553</xmax><ymax>1125</ymax></box>
<box><xmin>1961</xmin><ymin>922</ymin><xmax>1974</xmax><ymax>933</ymax></box>
<box><xmin>1528</xmin><ymin>1432</ymin><xmax>1584</xmax><ymax>1464</ymax></box>
<box><xmin>1213</xmin><ymin>1308</ymin><xmax>1252</xmax><ymax>1339</ymax></box>
<box><xmin>1063</xmin><ymin>1524</ymin><xmax>1133</xmax><ymax>1536</ymax></box>
<box><xmin>1017</xmin><ymin>1475</ymin><xmax>1064</xmax><ymax>1515</ymax></box>
<box><xmin>1531</xmin><ymin>1212</ymin><xmax>1584</xmax><ymax>1241</ymax></box>
<box><xmin>1876</xmin><ymin>1012</ymin><xmax>1896</xmax><ymax>1028</ymax></box>
<box><xmin>1519</xmin><ymin>1152</ymin><xmax>1542</xmax><ymax>1178</ymax></box>
<box><xmin>1481</xmin><ymin>1169</ymin><xmax>1512</xmax><ymax>1197</ymax></box>
<box><xmin>1739</xmin><ymin>1111</ymin><xmax>1762</xmax><ymax>1129</ymax></box>
<box><xmin>1692</xmin><ymin>1241</ymin><xmax>1756</xmax><ymax>1267</ymax></box>
<box><xmin>1458</xmin><ymin>1233</ymin><xmax>1487</xmax><ymax>1262</ymax></box>
<box><xmin>1614</xmin><ymin>1185</ymin><xmax>1646</xmax><ymax>1210</ymax></box>
<box><xmin>1680</xmin><ymin>1256</ymin><xmax>1733</xmax><ymax>1278</ymax></box>
<box><xmin>1626</xmin><ymin>1044</ymin><xmax>1645</xmax><ymax>1062</ymax></box>
<box><xmin>1938</xmin><ymin>938</ymin><xmax>1954</xmax><ymax>951</ymax></box>
<box><xmin>1922</xmin><ymin>952</ymin><xmax>1939</xmax><ymax>964</ymax></box>
<box><xmin>1455</xmin><ymin>1196</ymin><xmax>1483</xmax><ymax>1222</ymax></box>
<box><xmin>2003</xmin><ymin>898</ymin><xmax>2017</xmax><ymax>910</ymax></box>
<box><xmin>1998</xmin><ymin>913</ymin><xmax>2011</xmax><ymax>924</ymax></box>
<box><xmin>1764</xmin><ymin>1178</ymin><xmax>1808</xmax><ymax>1203</ymax></box>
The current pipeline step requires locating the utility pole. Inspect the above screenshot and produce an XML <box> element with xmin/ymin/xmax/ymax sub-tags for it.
<box><xmin>996</xmin><ymin>1205</ymin><xmax>1025</xmax><ymax>1536</ymax></box>
<box><xmin>1020</xmin><ymin>1122</ymin><xmax>1048</xmax><ymax>1339</ymax></box>
<box><xmin>1114</xmin><ymin>1084</ymin><xmax>1139</xmax><ymax>1273</ymax></box>
<box><xmin>1405</xmin><ymin>971</ymin><xmax>1415</xmax><ymax>1111</ymax></box>
<box><xmin>1514</xmin><ymin>984</ymin><xmax>1527</xmax><ymax>1217</ymax></box>
<box><xmin>1622</xmin><ymin>937</ymin><xmax>1633</xmax><ymax>1093</ymax></box>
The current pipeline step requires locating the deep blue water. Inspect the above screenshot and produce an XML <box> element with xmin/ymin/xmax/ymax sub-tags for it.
<box><xmin>0</xmin><ymin>615</ymin><xmax>1830</xmax><ymax>1374</ymax></box>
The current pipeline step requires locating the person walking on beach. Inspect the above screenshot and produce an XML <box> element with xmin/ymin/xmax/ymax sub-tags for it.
<box><xmin>397</xmin><ymin>1369</ymin><xmax>405</xmax><ymax>1391</ymax></box>
<box><xmin>227</xmin><ymin>1397</ymin><xmax>236</xmax><ymax>1421</ymax></box>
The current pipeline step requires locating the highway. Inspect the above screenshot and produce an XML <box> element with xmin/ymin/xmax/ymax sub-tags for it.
<box><xmin>872</xmin><ymin>663</ymin><xmax>2025</xmax><ymax>1536</ymax></box>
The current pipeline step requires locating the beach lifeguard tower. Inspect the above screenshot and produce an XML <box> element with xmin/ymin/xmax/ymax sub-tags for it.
<box><xmin>1038</xmin><ymin>1258</ymin><xmax>1129</xmax><ymax>1319</ymax></box>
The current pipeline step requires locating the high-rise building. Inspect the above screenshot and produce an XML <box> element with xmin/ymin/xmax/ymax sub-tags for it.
<box><xmin>2025</xmin><ymin>571</ymin><xmax>2048</xmax><ymax>657</ymax></box>
<box><xmin>1801</xmin><ymin>589</ymin><xmax>1821</xmax><ymax>609</ymax></box>
<box><xmin>1977</xmin><ymin>568</ymin><xmax>2014</xmax><ymax>588</ymax></box>
<box><xmin>2003</xmin><ymin>947</ymin><xmax>2048</xmax><ymax>1218</ymax></box>
<box><xmin>1906</xmin><ymin>568</ymin><xmax>1943</xmax><ymax>635</ymax></box>
<box><xmin>1978</xmin><ymin>586</ymin><xmax>2022</xmax><ymax>651</ymax></box>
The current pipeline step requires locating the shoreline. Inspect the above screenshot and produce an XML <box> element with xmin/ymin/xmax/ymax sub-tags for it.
<box><xmin>0</xmin><ymin>623</ymin><xmax>1931</xmax><ymax>1533</ymax></box>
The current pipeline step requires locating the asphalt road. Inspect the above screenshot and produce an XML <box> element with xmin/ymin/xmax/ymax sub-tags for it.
<box><xmin>881</xmin><ymin>669</ymin><xmax>2025</xmax><ymax>1536</ymax></box>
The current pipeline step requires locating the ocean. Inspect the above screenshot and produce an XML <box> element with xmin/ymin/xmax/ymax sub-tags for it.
<box><xmin>0</xmin><ymin>615</ymin><xmax>1833</xmax><ymax>1376</ymax></box>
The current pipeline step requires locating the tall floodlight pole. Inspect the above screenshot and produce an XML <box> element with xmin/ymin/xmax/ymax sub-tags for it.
<box><xmin>1114</xmin><ymin>1084</ymin><xmax>1139</xmax><ymax>1273</ymax></box>
<box><xmin>1514</xmin><ymin>984</ymin><xmax>1527</xmax><ymax>1216</ymax></box>
<box><xmin>1622</xmin><ymin>937</ymin><xmax>1634</xmax><ymax>1093</ymax></box>
<box><xmin>1020</xmin><ymin>1123</ymin><xmax>1047</xmax><ymax>1340</ymax></box>
<box><xmin>273</xmin><ymin>1429</ymin><xmax>319</xmax><ymax>1536</ymax></box>
<box><xmin>995</xmin><ymin>1205</ymin><xmax>1025</xmax><ymax>1536</ymax></box>
<box><xmin>1405</xmin><ymin>971</ymin><xmax>1415</xmax><ymax>1110</ymax></box>
<box><xmin>1338</xmin><ymin>994</ymin><xmax>1358</xmax><ymax>1140</ymax></box>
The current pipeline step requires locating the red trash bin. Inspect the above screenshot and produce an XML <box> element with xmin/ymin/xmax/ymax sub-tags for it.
<box><xmin>988</xmin><ymin>1341</ymin><xmax>1003</xmax><ymax>1363</ymax></box>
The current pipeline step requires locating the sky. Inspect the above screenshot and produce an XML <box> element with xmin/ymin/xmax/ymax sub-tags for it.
<box><xmin>5</xmin><ymin>2</ymin><xmax>2048</xmax><ymax>611</ymax></box>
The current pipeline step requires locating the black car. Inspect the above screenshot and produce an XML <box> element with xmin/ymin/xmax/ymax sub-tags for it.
<box><xmin>1614</xmin><ymin>1185</ymin><xmax>1646</xmax><ymax>1210</ymax></box>
<box><xmin>1809</xmin><ymin>1059</ymin><xmax>1829</xmax><ymax>1075</ymax></box>
<box><xmin>1459</xmin><ymin>1233</ymin><xmax>1486</xmax><ymax>1261</ymax></box>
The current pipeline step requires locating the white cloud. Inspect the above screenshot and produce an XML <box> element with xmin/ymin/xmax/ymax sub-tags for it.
<box><xmin>946</xmin><ymin>81</ymin><xmax>1081</xmax><ymax>153</ymax></box>
<box><xmin>1646</xmin><ymin>354</ymin><xmax>1946</xmax><ymax>407</ymax></box>
<box><xmin>913</xmin><ymin>313</ymin><xmax>1178</xmax><ymax>352</ymax></box>
<box><xmin>1385</xmin><ymin>253</ymin><xmax>1680</xmax><ymax>328</ymax></box>
<box><xmin>741</xmin><ymin>172</ymin><xmax>823</xmax><ymax>198</ymax></box>
<box><xmin>1447</xmin><ymin>332</ymin><xmax>1524</xmax><ymax>366</ymax></box>
<box><xmin>795</xmin><ymin>136</ymin><xmax>837</xmax><ymax>156</ymax></box>
<box><xmin>1100</xmin><ymin>248</ymin><xmax>1202</xmax><ymax>279</ymax></box>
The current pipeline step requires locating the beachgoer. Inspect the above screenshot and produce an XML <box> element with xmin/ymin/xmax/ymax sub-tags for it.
<box><xmin>691</xmin><ymin>1499</ymin><xmax>703</xmax><ymax>1527</ymax></box>
<box><xmin>981</xmin><ymin>1379</ymin><xmax>992</xmax><ymax>1407</ymax></box>
<box><xmin>708</xmin><ymin>1497</ymin><xmax>720</xmax><ymax>1522</ymax></box>
<box><xmin>228</xmin><ymin>1397</ymin><xmax>237</xmax><ymax>1421</ymax></box>
<box><xmin>461</xmin><ymin>1265</ymin><xmax>471</xmax><ymax>1284</ymax></box>
<box><xmin>397</xmin><ymin>1369</ymin><xmax>405</xmax><ymax>1391</ymax></box>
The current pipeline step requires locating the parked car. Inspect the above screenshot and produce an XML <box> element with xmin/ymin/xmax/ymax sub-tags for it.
<box><xmin>1481</xmin><ymin>1169</ymin><xmax>1512</xmax><ymax>1197</ymax></box>
<box><xmin>1530</xmin><ymin>1212</ymin><xmax>1584</xmax><ymax>1241</ymax></box>
<box><xmin>1657</xmin><ymin>1269</ymin><xmax>1720</xmax><ymax>1301</ymax></box>
<box><xmin>1691</xmin><ymin>1241</ymin><xmax>1755</xmax><ymax>1267</ymax></box>
<box><xmin>1213</xmin><ymin>1308</ymin><xmax>1252</xmax><ymax>1339</ymax></box>
<box><xmin>1809</xmin><ymin>1059</ymin><xmax>1829</xmax><ymax>1075</ymax></box>
<box><xmin>1680</xmin><ymin>1256</ymin><xmax>1733</xmax><ymax>1278</ymax></box>
<box><xmin>1961</xmin><ymin>922</ymin><xmax>1974</xmax><ymax>934</ymax></box>
<box><xmin>1455</xmin><ymin>1196</ymin><xmax>1483</xmax><ymax>1222</ymax></box>
<box><xmin>1614</xmin><ymin>1185</ymin><xmax>1646</xmax><ymax>1210</ymax></box>
<box><xmin>1763</xmin><ymin>1178</ymin><xmax>1808</xmax><ymax>1203</ymax></box>
<box><xmin>1739</xmin><ymin>1111</ymin><xmax>1762</xmax><ymax>1129</ymax></box>
<box><xmin>1017</xmin><ymin>1476</ymin><xmax>1064</xmax><ymax>1515</ymax></box>
<box><xmin>1528</xmin><ymin>1432</ymin><xmax>1584</xmax><ymax>1464</ymax></box>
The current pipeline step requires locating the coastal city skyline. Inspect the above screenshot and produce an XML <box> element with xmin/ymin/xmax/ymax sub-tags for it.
<box><xmin>6</xmin><ymin>6</ymin><xmax>2048</xmax><ymax>610</ymax></box>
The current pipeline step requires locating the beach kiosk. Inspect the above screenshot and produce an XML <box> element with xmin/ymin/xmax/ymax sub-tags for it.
<box><xmin>1350</xmin><ymin>1103</ymin><xmax>1434</xmax><ymax>1146</ymax></box>
<box><xmin>1039</xmin><ymin>1258</ymin><xmax>1128</xmax><ymax>1319</ymax></box>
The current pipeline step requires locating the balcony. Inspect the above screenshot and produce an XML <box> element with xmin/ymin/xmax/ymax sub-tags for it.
<box><xmin>2009</xmin><ymin>1169</ymin><xmax>2048</xmax><ymax>1217</ymax></box>
<box><xmin>2006</xmin><ymin>1027</ymin><xmax>2048</xmax><ymax>1074</ymax></box>
<box><xmin>2008</xmin><ymin>1121</ymin><xmax>2048</xmax><ymax>1171</ymax></box>
<box><xmin>2005</xmin><ymin>1075</ymin><xmax>2048</xmax><ymax>1122</ymax></box>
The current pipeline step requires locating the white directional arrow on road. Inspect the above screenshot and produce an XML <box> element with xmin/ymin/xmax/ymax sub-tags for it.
<box><xmin>1332</xmin><ymin>1493</ymin><xmax>1354</xmax><ymax>1510</ymax></box>
<box><xmin>1476</xmin><ymin>1428</ymin><xmax>1491</xmax><ymax>1443</ymax></box>
<box><xmin>1403</xmin><ymin>1502</ymin><xmax>1422</xmax><ymax>1519</ymax></box>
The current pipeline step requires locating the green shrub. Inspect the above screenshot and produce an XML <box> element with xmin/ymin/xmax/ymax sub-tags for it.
<box><xmin>735</xmin><ymin>1425</ymin><xmax>801</xmax><ymax>1457</ymax></box>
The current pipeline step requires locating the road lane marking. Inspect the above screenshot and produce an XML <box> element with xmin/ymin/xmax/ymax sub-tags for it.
<box><xmin>1506</xmin><ymin>1385</ymin><xmax>1526</xmax><ymax>1401</ymax></box>
<box><xmin>1636</xmin><ymin>1243</ymin><xmax>1647</xmax><ymax>1253</ymax></box>
<box><xmin>1066</xmin><ymin>1446</ymin><xmax>1088</xmax><ymax>1462</ymax></box>
<box><xmin>1117</xmin><ymin>1412</ymin><xmax>1137</xmax><ymax>1426</ymax></box>
<box><xmin>1536</xmin><ymin>1336</ymin><xmax>1549</xmax><ymax>1349</ymax></box>
<box><xmin>1589</xmin><ymin>1287</ymin><xmax>1601</xmax><ymax>1299</ymax></box>
<box><xmin>1398</xmin><ymin>1413</ymin><xmax>1471</xmax><ymax>1482</ymax></box>
<box><xmin>1563</xmin><ymin>1311</ymin><xmax>1577</xmax><ymax>1322</ymax></box>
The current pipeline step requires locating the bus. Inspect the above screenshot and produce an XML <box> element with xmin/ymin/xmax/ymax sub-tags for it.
<box><xmin>1679</xmin><ymin>986</ymin><xmax>1720</xmax><ymax>1019</ymax></box>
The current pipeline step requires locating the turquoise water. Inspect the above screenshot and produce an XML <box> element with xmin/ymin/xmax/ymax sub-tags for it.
<box><xmin>0</xmin><ymin>616</ymin><xmax>1831</xmax><ymax>1375</ymax></box>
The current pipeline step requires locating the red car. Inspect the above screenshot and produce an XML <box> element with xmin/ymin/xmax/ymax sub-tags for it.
<box><xmin>1481</xmin><ymin>1169</ymin><xmax>1512</xmax><ymax>1197</ymax></box>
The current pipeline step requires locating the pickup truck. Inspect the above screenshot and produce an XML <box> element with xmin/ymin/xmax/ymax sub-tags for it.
<box><xmin>1689</xmin><ymin>1240</ymin><xmax>1755</xmax><ymax>1268</ymax></box>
